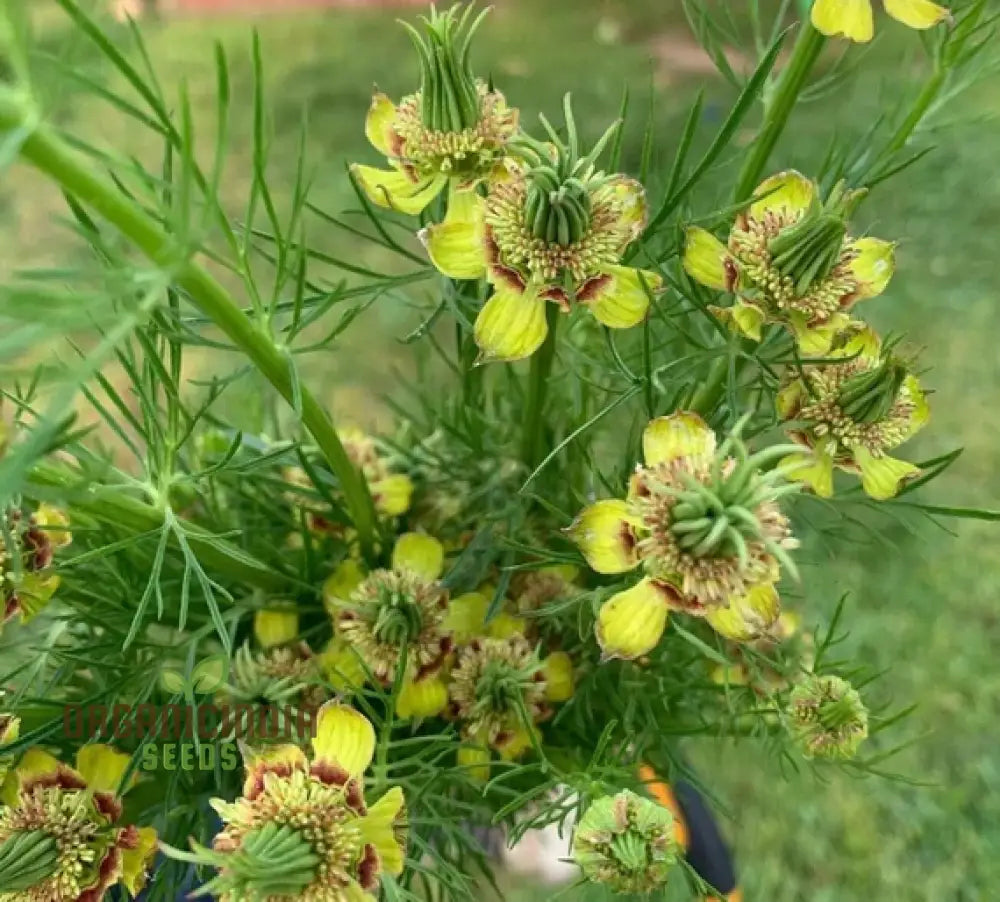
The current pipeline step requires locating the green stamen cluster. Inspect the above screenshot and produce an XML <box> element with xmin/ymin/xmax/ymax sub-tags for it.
<box><xmin>788</xmin><ymin>674</ymin><xmax>869</xmax><ymax>760</ymax></box>
<box><xmin>633</xmin><ymin>417</ymin><xmax>800</xmax><ymax>607</ymax></box>
<box><xmin>402</xmin><ymin>4</ymin><xmax>489</xmax><ymax>133</ymax></box>
<box><xmin>515</xmin><ymin>95</ymin><xmax>620</xmax><ymax>248</ymax></box>
<box><xmin>572</xmin><ymin>790</ymin><xmax>679</xmax><ymax>895</ymax></box>
<box><xmin>189</xmin><ymin>822</ymin><xmax>320</xmax><ymax>900</ymax></box>
<box><xmin>227</xmin><ymin>643</ymin><xmax>323</xmax><ymax>711</ymax></box>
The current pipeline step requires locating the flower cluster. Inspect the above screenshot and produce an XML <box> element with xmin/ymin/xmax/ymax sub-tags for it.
<box><xmin>0</xmin><ymin>744</ymin><xmax>155</xmax><ymax>902</ymax></box>
<box><xmin>570</xmin><ymin>412</ymin><xmax>800</xmax><ymax>659</ymax></box>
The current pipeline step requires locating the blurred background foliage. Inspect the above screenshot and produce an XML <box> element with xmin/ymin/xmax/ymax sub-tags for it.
<box><xmin>2</xmin><ymin>0</ymin><xmax>998</xmax><ymax>898</ymax></box>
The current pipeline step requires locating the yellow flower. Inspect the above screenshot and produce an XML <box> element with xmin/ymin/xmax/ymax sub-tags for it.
<box><xmin>812</xmin><ymin>0</ymin><xmax>950</xmax><ymax>43</ymax></box>
<box><xmin>431</xmin><ymin>98</ymin><xmax>661</xmax><ymax>362</ymax></box>
<box><xmin>185</xmin><ymin>704</ymin><xmax>406</xmax><ymax>901</ymax></box>
<box><xmin>777</xmin><ymin>328</ymin><xmax>928</xmax><ymax>499</ymax></box>
<box><xmin>569</xmin><ymin>413</ymin><xmax>800</xmax><ymax>660</ymax></box>
<box><xmin>704</xmin><ymin>582</ymin><xmax>781</xmax><ymax>642</ymax></box>
<box><xmin>0</xmin><ymin>744</ymin><xmax>155</xmax><ymax>902</ymax></box>
<box><xmin>683</xmin><ymin>171</ymin><xmax>894</xmax><ymax>353</ymax></box>
<box><xmin>325</xmin><ymin>533</ymin><xmax>454</xmax><ymax>718</ymax></box>
<box><xmin>352</xmin><ymin>6</ymin><xmax>516</xmax><ymax>243</ymax></box>
<box><xmin>457</xmin><ymin>742</ymin><xmax>492</xmax><ymax>783</ymax></box>
<box><xmin>543</xmin><ymin>651</ymin><xmax>575</xmax><ymax>702</ymax></box>
<box><xmin>318</xmin><ymin>637</ymin><xmax>368</xmax><ymax>694</ymax></box>
<box><xmin>1</xmin><ymin>503</ymin><xmax>70</xmax><ymax>632</ymax></box>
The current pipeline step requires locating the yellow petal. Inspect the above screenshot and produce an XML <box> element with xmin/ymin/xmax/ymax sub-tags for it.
<box><xmin>35</xmin><ymin>503</ymin><xmax>72</xmax><ymax>548</ymax></box>
<box><xmin>841</xmin><ymin>324</ymin><xmax>882</xmax><ymax>361</ymax></box>
<box><xmin>360</xmin><ymin>786</ymin><xmax>407</xmax><ymax>876</ymax></box>
<box><xmin>884</xmin><ymin>0</ymin><xmax>950</xmax><ymax>29</ymax></box>
<box><xmin>847</xmin><ymin>237</ymin><xmax>895</xmax><ymax>299</ymax></box>
<box><xmin>487</xmin><ymin>612</ymin><xmax>528</xmax><ymax>640</ymax></box>
<box><xmin>776</xmin><ymin>380</ymin><xmax>806</xmax><ymax>419</ymax></box>
<box><xmin>312</xmin><ymin>702</ymin><xmax>376</xmax><ymax>777</ymax></box>
<box><xmin>780</xmin><ymin>449</ymin><xmax>835</xmax><ymax>498</ymax></box>
<box><xmin>457</xmin><ymin>743</ymin><xmax>492</xmax><ymax>783</ymax></box>
<box><xmin>643</xmin><ymin>412</ymin><xmax>716</xmax><ymax>466</ymax></box>
<box><xmin>474</xmin><ymin>284</ymin><xmax>549</xmax><ymax>363</ymax></box>
<box><xmin>567</xmin><ymin>499</ymin><xmax>640</xmax><ymax>575</ymax></box>
<box><xmin>580</xmin><ymin>266</ymin><xmax>660</xmax><ymax>329</ymax></box>
<box><xmin>811</xmin><ymin>0</ymin><xmax>875</xmax><ymax>42</ymax></box>
<box><xmin>15</xmin><ymin>747</ymin><xmax>62</xmax><ymax>784</ymax></box>
<box><xmin>749</xmin><ymin>170</ymin><xmax>817</xmax><ymax>221</ymax></box>
<box><xmin>318</xmin><ymin>639</ymin><xmax>368</xmax><ymax>693</ymax></box>
<box><xmin>596</xmin><ymin>579</ymin><xmax>675</xmax><ymax>660</ymax></box>
<box><xmin>445</xmin><ymin>592</ymin><xmax>489</xmax><ymax>643</ymax></box>
<box><xmin>12</xmin><ymin>573</ymin><xmax>60</xmax><ymax>621</ymax></box>
<box><xmin>543</xmin><ymin>651</ymin><xmax>575</xmax><ymax>702</ymax></box>
<box><xmin>730</xmin><ymin>300</ymin><xmax>765</xmax><ymax>341</ymax></box>
<box><xmin>350</xmin><ymin>164</ymin><xmax>445</xmax><ymax>215</ymax></box>
<box><xmin>420</xmin><ymin>184</ymin><xmax>487</xmax><ymax>280</ymax></box>
<box><xmin>392</xmin><ymin>532</ymin><xmax>445</xmax><ymax>581</ymax></box>
<box><xmin>855</xmin><ymin>449</ymin><xmax>920</xmax><ymax>500</ymax></box>
<box><xmin>496</xmin><ymin>724</ymin><xmax>538</xmax><ymax>760</ymax></box>
<box><xmin>683</xmin><ymin>226</ymin><xmax>735</xmax><ymax>291</ymax></box>
<box><xmin>241</xmin><ymin>744</ymin><xmax>308</xmax><ymax>793</ymax></box>
<box><xmin>371</xmin><ymin>473</ymin><xmax>414</xmax><ymax>517</ymax></box>
<box><xmin>788</xmin><ymin>311</ymin><xmax>848</xmax><ymax>356</ymax></box>
<box><xmin>705</xmin><ymin>582</ymin><xmax>781</xmax><ymax>642</ymax></box>
<box><xmin>903</xmin><ymin>374</ymin><xmax>930</xmax><ymax>436</ymax></box>
<box><xmin>253</xmin><ymin>606</ymin><xmax>299</xmax><ymax>648</ymax></box>
<box><xmin>365</xmin><ymin>91</ymin><xmax>398</xmax><ymax>156</ymax></box>
<box><xmin>607</xmin><ymin>176</ymin><xmax>648</xmax><ymax>235</ymax></box>
<box><xmin>76</xmin><ymin>743</ymin><xmax>133</xmax><ymax>794</ymax></box>
<box><xmin>0</xmin><ymin>715</ymin><xmax>19</xmax><ymax>746</ymax></box>
<box><xmin>395</xmin><ymin>676</ymin><xmax>448</xmax><ymax>719</ymax></box>
<box><xmin>324</xmin><ymin>559</ymin><xmax>367</xmax><ymax>615</ymax></box>
<box><xmin>121</xmin><ymin>826</ymin><xmax>158</xmax><ymax>896</ymax></box>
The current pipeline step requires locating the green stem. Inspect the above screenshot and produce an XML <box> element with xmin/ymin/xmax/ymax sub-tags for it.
<box><xmin>688</xmin><ymin>356</ymin><xmax>729</xmax><ymax>416</ymax></box>
<box><xmin>520</xmin><ymin>303</ymin><xmax>560</xmax><ymax>467</ymax></box>
<box><xmin>27</xmin><ymin>460</ymin><xmax>289</xmax><ymax>590</ymax></box>
<box><xmin>0</xmin><ymin>90</ymin><xmax>378</xmax><ymax>558</ymax></box>
<box><xmin>733</xmin><ymin>22</ymin><xmax>826</xmax><ymax>201</ymax></box>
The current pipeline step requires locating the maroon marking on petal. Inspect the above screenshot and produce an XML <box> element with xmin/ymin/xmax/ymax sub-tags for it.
<box><xmin>494</xmin><ymin>729</ymin><xmax>513</xmax><ymax>747</ymax></box>
<box><xmin>651</xmin><ymin>580</ymin><xmax>703</xmax><ymax>614</ymax></box>
<box><xmin>77</xmin><ymin>846</ymin><xmax>122</xmax><ymax>902</ymax></box>
<box><xmin>23</xmin><ymin>527</ymin><xmax>53</xmax><ymax>570</ymax></box>
<box><xmin>537</xmin><ymin>704</ymin><xmax>553</xmax><ymax>723</ymax></box>
<box><xmin>336</xmin><ymin>611</ymin><xmax>357</xmax><ymax>624</ymax></box>
<box><xmin>440</xmin><ymin>636</ymin><xmax>454</xmax><ymax>656</ymax></box>
<box><xmin>245</xmin><ymin>760</ymin><xmax>297</xmax><ymax>800</ymax></box>
<box><xmin>345</xmin><ymin>778</ymin><xmax>368</xmax><ymax>815</ymax></box>
<box><xmin>631</xmin><ymin>471</ymin><xmax>651</xmax><ymax>498</ymax></box>
<box><xmin>389</xmin><ymin>130</ymin><xmax>405</xmax><ymax>158</ymax></box>
<box><xmin>3</xmin><ymin>594</ymin><xmax>21</xmax><ymax>623</ymax></box>
<box><xmin>401</xmin><ymin>162</ymin><xmax>421</xmax><ymax>184</ymax></box>
<box><xmin>24</xmin><ymin>766</ymin><xmax>87</xmax><ymax>795</ymax></box>
<box><xmin>118</xmin><ymin>825</ymin><xmax>140</xmax><ymax>851</ymax></box>
<box><xmin>620</xmin><ymin>522</ymin><xmax>637</xmax><ymax>559</ymax></box>
<box><xmin>724</xmin><ymin>258</ymin><xmax>740</xmax><ymax>292</ymax></box>
<box><xmin>311</xmin><ymin>760</ymin><xmax>351</xmax><ymax>787</ymax></box>
<box><xmin>838</xmin><ymin>290</ymin><xmax>860</xmax><ymax>310</ymax></box>
<box><xmin>94</xmin><ymin>791</ymin><xmax>123</xmax><ymax>822</ymax></box>
<box><xmin>357</xmin><ymin>842</ymin><xmax>381</xmax><ymax>891</ymax></box>
<box><xmin>576</xmin><ymin>274</ymin><xmax>612</xmax><ymax>304</ymax></box>
<box><xmin>539</xmin><ymin>286</ymin><xmax>572</xmax><ymax>312</ymax></box>
<box><xmin>484</xmin><ymin>232</ymin><xmax>502</xmax><ymax>268</ymax></box>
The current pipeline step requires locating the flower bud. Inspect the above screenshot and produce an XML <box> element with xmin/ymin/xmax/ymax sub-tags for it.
<box><xmin>253</xmin><ymin>605</ymin><xmax>300</xmax><ymax>649</ymax></box>
<box><xmin>572</xmin><ymin>790</ymin><xmax>680</xmax><ymax>894</ymax></box>
<box><xmin>788</xmin><ymin>674</ymin><xmax>869</xmax><ymax>760</ymax></box>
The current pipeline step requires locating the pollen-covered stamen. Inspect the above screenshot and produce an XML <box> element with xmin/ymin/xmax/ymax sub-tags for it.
<box><xmin>334</xmin><ymin>569</ymin><xmax>451</xmax><ymax>685</ymax></box>
<box><xmin>729</xmin><ymin>183</ymin><xmax>867</xmax><ymax>323</ymax></box>
<box><xmin>393</xmin><ymin>86</ymin><xmax>517</xmax><ymax>179</ymax></box>
<box><xmin>794</xmin><ymin>353</ymin><xmax>917</xmax><ymax>457</ymax></box>
<box><xmin>448</xmin><ymin>636</ymin><xmax>548</xmax><ymax>746</ymax></box>
<box><xmin>632</xmin><ymin>421</ymin><xmax>799</xmax><ymax>608</ymax></box>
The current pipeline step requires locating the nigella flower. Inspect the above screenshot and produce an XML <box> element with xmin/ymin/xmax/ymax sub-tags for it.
<box><xmin>171</xmin><ymin>704</ymin><xmax>406</xmax><ymax>901</ymax></box>
<box><xmin>568</xmin><ymin>413</ymin><xmax>802</xmax><ymax>660</ymax></box>
<box><xmin>1</xmin><ymin>503</ymin><xmax>71</xmax><ymax>632</ymax></box>
<box><xmin>426</xmin><ymin>95</ymin><xmax>662</xmax><ymax>362</ymax></box>
<box><xmin>571</xmin><ymin>790</ymin><xmax>680</xmax><ymax>894</ymax></box>
<box><xmin>683</xmin><ymin>171</ymin><xmax>895</xmax><ymax>354</ymax></box>
<box><xmin>351</xmin><ymin>5</ymin><xmax>516</xmax><ymax>232</ymax></box>
<box><xmin>323</xmin><ymin>533</ymin><xmax>454</xmax><ymax>718</ymax></box>
<box><xmin>0</xmin><ymin>744</ymin><xmax>156</xmax><ymax>902</ymax></box>
<box><xmin>446</xmin><ymin>634</ymin><xmax>558</xmax><ymax>762</ymax></box>
<box><xmin>777</xmin><ymin>327</ymin><xmax>929</xmax><ymax>499</ymax></box>
<box><xmin>812</xmin><ymin>0</ymin><xmax>950</xmax><ymax>43</ymax></box>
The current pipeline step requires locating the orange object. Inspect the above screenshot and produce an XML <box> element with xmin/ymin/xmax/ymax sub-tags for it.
<box><xmin>638</xmin><ymin>763</ymin><xmax>690</xmax><ymax>848</ymax></box>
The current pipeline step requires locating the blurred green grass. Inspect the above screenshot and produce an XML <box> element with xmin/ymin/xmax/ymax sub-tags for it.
<box><xmin>5</xmin><ymin>0</ymin><xmax>1000</xmax><ymax>897</ymax></box>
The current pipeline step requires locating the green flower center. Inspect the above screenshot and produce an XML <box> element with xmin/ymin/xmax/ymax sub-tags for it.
<box><xmin>0</xmin><ymin>830</ymin><xmax>59</xmax><ymax>892</ymax></box>
<box><xmin>372</xmin><ymin>582</ymin><xmax>425</xmax><ymax>646</ymax></box>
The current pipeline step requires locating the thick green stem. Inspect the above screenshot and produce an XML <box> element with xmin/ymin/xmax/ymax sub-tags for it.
<box><xmin>688</xmin><ymin>356</ymin><xmax>729</xmax><ymax>416</ymax></box>
<box><xmin>733</xmin><ymin>23</ymin><xmax>826</xmax><ymax>201</ymax></box>
<box><xmin>27</xmin><ymin>461</ymin><xmax>288</xmax><ymax>590</ymax></box>
<box><xmin>520</xmin><ymin>303</ymin><xmax>560</xmax><ymax>467</ymax></box>
<box><xmin>0</xmin><ymin>90</ymin><xmax>378</xmax><ymax>557</ymax></box>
